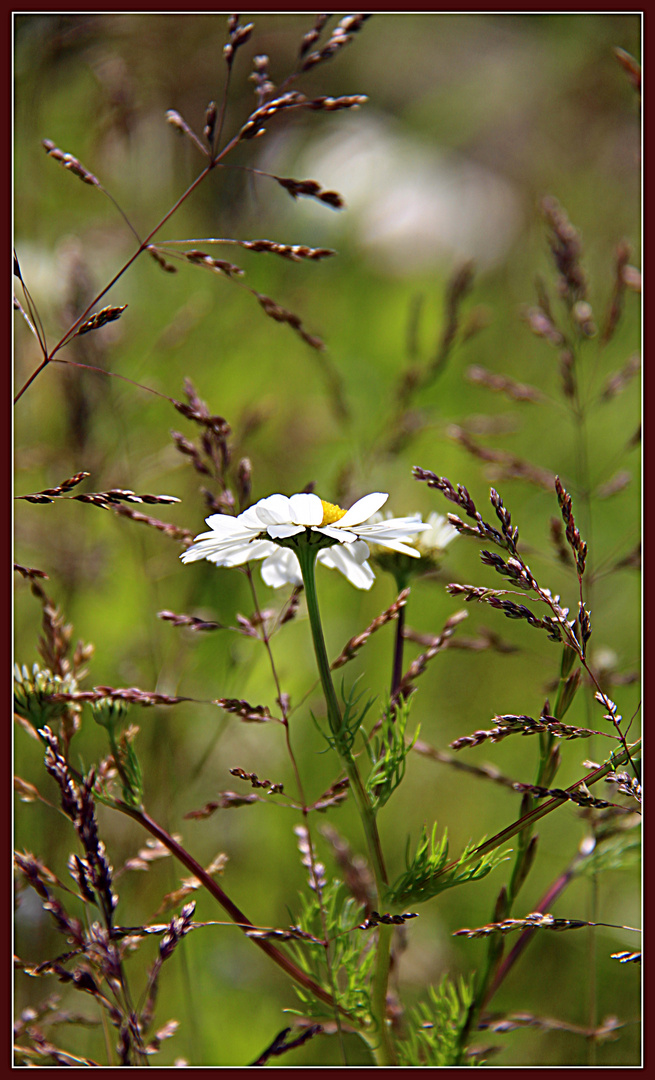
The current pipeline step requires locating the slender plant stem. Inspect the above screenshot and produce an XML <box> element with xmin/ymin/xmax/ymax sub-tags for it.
<box><xmin>435</xmin><ymin>740</ymin><xmax>640</xmax><ymax>884</ymax></box>
<box><xmin>295</xmin><ymin>543</ymin><xmax>388</xmax><ymax>890</ymax></box>
<box><xmin>243</xmin><ymin>565</ymin><xmax>347</xmax><ymax>1062</ymax></box>
<box><xmin>14</xmin><ymin>163</ymin><xmax>215</xmax><ymax>404</ymax></box>
<box><xmin>483</xmin><ymin>851</ymin><xmax>583</xmax><ymax>1005</ymax></box>
<box><xmin>294</xmin><ymin>540</ymin><xmax>397</xmax><ymax>1066</ymax></box>
<box><xmin>587</xmin><ymin>871</ymin><xmax>599</xmax><ymax>1065</ymax></box>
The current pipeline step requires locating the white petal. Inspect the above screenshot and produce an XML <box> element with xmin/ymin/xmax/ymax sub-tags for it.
<box><xmin>423</xmin><ymin>513</ymin><xmax>459</xmax><ymax>549</ymax></box>
<box><xmin>356</xmin><ymin>521</ymin><xmax>430</xmax><ymax>542</ymax></box>
<box><xmin>365</xmin><ymin>517</ymin><xmax>430</xmax><ymax>534</ymax></box>
<box><xmin>337</xmin><ymin>492</ymin><xmax>388</xmax><ymax>528</ymax></box>
<box><xmin>266</xmin><ymin>523</ymin><xmax>304</xmax><ymax>539</ymax></box>
<box><xmin>198</xmin><ymin>516</ymin><xmax>255</xmax><ymax>540</ymax></box>
<box><xmin>182</xmin><ymin>537</ymin><xmax>246</xmax><ymax>564</ymax></box>
<box><xmin>180</xmin><ymin>536</ymin><xmax>247</xmax><ymax>563</ymax></box>
<box><xmin>315</xmin><ymin>525</ymin><xmax>359</xmax><ymax>543</ymax></box>
<box><xmin>220</xmin><ymin>539</ymin><xmax>277</xmax><ymax>565</ymax></box>
<box><xmin>182</xmin><ymin>534</ymin><xmax>255</xmax><ymax>559</ymax></box>
<box><xmin>238</xmin><ymin>505</ymin><xmax>266</xmax><ymax>529</ymax></box>
<box><xmin>381</xmin><ymin>515</ymin><xmax>431</xmax><ymax>531</ymax></box>
<box><xmin>288</xmin><ymin>492</ymin><xmax>323</xmax><ymax>526</ymax></box>
<box><xmin>318</xmin><ymin>545</ymin><xmax>375</xmax><ymax>589</ymax></box>
<box><xmin>346</xmin><ymin>539</ymin><xmax>370</xmax><ymax>563</ymax></box>
<box><xmin>261</xmin><ymin>547</ymin><xmax>304</xmax><ymax>587</ymax></box>
<box><xmin>255</xmin><ymin>494</ymin><xmax>292</xmax><ymax>526</ymax></box>
<box><xmin>202</xmin><ymin>538</ymin><xmax>276</xmax><ymax>567</ymax></box>
<box><xmin>180</xmin><ymin>543</ymin><xmax>211</xmax><ymax>563</ymax></box>
<box><xmin>370</xmin><ymin>537</ymin><xmax>422</xmax><ymax>557</ymax></box>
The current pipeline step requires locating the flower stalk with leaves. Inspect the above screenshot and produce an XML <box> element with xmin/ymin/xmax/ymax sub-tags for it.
<box><xmin>182</xmin><ymin>490</ymin><xmax>429</xmax><ymax>1064</ymax></box>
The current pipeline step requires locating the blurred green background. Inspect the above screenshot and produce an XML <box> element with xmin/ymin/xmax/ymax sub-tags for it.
<box><xmin>14</xmin><ymin>13</ymin><xmax>640</xmax><ymax>1066</ymax></box>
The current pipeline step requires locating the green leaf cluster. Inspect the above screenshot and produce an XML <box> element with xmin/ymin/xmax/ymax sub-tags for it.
<box><xmin>397</xmin><ymin>975</ymin><xmax>474</xmax><ymax>1067</ymax></box>
<box><xmin>388</xmin><ymin>824</ymin><xmax>511</xmax><ymax>906</ymax></box>
<box><xmin>288</xmin><ymin>879</ymin><xmax>376</xmax><ymax>1026</ymax></box>
<box><xmin>365</xmin><ymin>697</ymin><xmax>418</xmax><ymax>812</ymax></box>
<box><xmin>91</xmin><ymin>698</ymin><xmax>144</xmax><ymax>809</ymax></box>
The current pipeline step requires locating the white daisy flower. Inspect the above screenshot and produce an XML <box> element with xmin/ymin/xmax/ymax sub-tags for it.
<box><xmin>413</xmin><ymin>512</ymin><xmax>459</xmax><ymax>557</ymax></box>
<box><xmin>181</xmin><ymin>491</ymin><xmax>429</xmax><ymax>590</ymax></box>
<box><xmin>367</xmin><ymin>509</ymin><xmax>459</xmax><ymax>585</ymax></box>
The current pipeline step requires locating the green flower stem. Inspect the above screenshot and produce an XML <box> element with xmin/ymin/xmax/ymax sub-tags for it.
<box><xmin>295</xmin><ymin>541</ymin><xmax>397</xmax><ymax>1066</ymax></box>
<box><xmin>295</xmin><ymin>543</ymin><xmax>388</xmax><ymax>886</ymax></box>
<box><xmin>370</xmin><ymin>922</ymin><xmax>395</xmax><ymax>1061</ymax></box>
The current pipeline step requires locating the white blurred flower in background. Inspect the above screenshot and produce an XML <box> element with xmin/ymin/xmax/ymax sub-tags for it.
<box><xmin>261</xmin><ymin>112</ymin><xmax>521</xmax><ymax>276</ymax></box>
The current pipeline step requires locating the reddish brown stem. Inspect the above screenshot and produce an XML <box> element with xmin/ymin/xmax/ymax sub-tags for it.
<box><xmin>14</xmin><ymin>164</ymin><xmax>214</xmax><ymax>404</ymax></box>
<box><xmin>113</xmin><ymin>799</ymin><xmax>349</xmax><ymax>1018</ymax></box>
<box><xmin>482</xmin><ymin>857</ymin><xmax>580</xmax><ymax>1006</ymax></box>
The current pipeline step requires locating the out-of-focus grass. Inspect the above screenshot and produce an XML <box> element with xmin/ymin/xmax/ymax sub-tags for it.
<box><xmin>14</xmin><ymin>13</ymin><xmax>640</xmax><ymax>1066</ymax></box>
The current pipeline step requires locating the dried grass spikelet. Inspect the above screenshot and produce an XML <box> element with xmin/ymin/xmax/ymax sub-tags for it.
<box><xmin>596</xmin><ymin>470</ymin><xmax>632</xmax><ymax>499</ymax></box>
<box><xmin>185</xmin><ymin>250</ymin><xmax>243</xmax><ymax>277</ymax></box>
<box><xmin>230</xmin><ymin>767</ymin><xmax>283</xmax><ymax>795</ymax></box>
<box><xmin>16</xmin><ymin>472</ymin><xmax>89</xmax><ymax>504</ymax></box>
<box><xmin>555</xmin><ymin>476</ymin><xmax>587</xmax><ymax>576</ymax></box>
<box><xmin>165</xmin><ymin>110</ymin><xmax>206</xmax><ymax>156</ymax></box>
<box><xmin>601</xmin><ymin>353</ymin><xmax>641</xmax><ymax>401</ymax></box>
<box><xmin>255</xmin><ymin>292</ymin><xmax>325</xmax><ymax>350</ymax></box>
<box><xmin>541</xmin><ymin>195</ymin><xmax>588</xmax><ymax>305</ymax></box>
<box><xmin>466</xmin><ymin>365</ymin><xmax>543</xmax><ymax>403</ymax></box>
<box><xmin>42</xmin><ymin>139</ymin><xmax>100</xmax><ymax>187</ymax></box>
<box><xmin>238</xmin><ymin>92</ymin><xmax>367</xmax><ymax>142</ymax></box>
<box><xmin>602</xmin><ymin>239</ymin><xmax>631</xmax><ymax>343</ymax></box>
<box><xmin>522</xmin><ymin>305</ymin><xmax>565</xmax><ymax>347</ymax></box>
<box><xmin>223</xmin><ymin>15</ymin><xmax>253</xmax><ymax>68</ymax></box>
<box><xmin>331</xmin><ymin>589</ymin><xmax>410</xmax><ymax>669</ymax></box>
<box><xmin>454</xmin><ymin>912</ymin><xmax>593</xmax><ymax>939</ymax></box>
<box><xmin>250</xmin><ymin>55</ymin><xmax>274</xmax><ymax>106</ymax></box>
<box><xmin>239</xmin><ymin>239</ymin><xmax>336</xmax><ymax>262</ymax></box>
<box><xmin>203</xmin><ymin>100</ymin><xmax>217</xmax><ymax>146</ymax></box>
<box><xmin>449</xmin><ymin>426</ymin><xmax>556</xmax><ymax>490</ymax></box>
<box><xmin>238</xmin><ymin>91</ymin><xmax>306</xmax><ymax>140</ymax></box>
<box><xmin>274</xmin><ymin>175</ymin><xmax>344</xmax><ymax>208</ymax></box>
<box><xmin>311</xmin><ymin>777</ymin><xmax>350</xmax><ymax>812</ymax></box>
<box><xmin>613</xmin><ymin>46</ymin><xmax>641</xmax><ymax>93</ymax></box>
<box><xmin>391</xmin><ymin>609</ymin><xmax>468</xmax><ymax>705</ymax></box>
<box><xmin>300</xmin><ymin>14</ymin><xmax>371</xmax><ymax>72</ymax></box>
<box><xmin>157</xmin><ymin>609</ymin><xmax>224</xmax><ymax>632</ymax></box>
<box><xmin>147</xmin><ymin>246</ymin><xmax>177</xmax><ymax>274</ymax></box>
<box><xmin>75</xmin><ymin>305</ymin><xmax>128</xmax><ymax>337</ymax></box>
<box><xmin>298</xmin><ymin>14</ymin><xmax>331</xmax><ymax>61</ymax></box>
<box><xmin>214</xmin><ymin>697</ymin><xmax>277</xmax><ymax>723</ymax></box>
<box><xmin>51</xmin><ymin>686</ymin><xmax>191</xmax><ymax>706</ymax></box>
<box><xmin>184</xmin><ymin>794</ymin><xmax>261</xmax><ymax>819</ymax></box>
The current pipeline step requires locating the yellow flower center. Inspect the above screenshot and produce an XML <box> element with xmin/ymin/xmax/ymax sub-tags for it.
<box><xmin>320</xmin><ymin>499</ymin><xmax>347</xmax><ymax>526</ymax></box>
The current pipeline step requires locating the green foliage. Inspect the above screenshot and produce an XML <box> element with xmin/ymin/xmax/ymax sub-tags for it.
<box><xmin>288</xmin><ymin>879</ymin><xmax>376</xmax><ymax>1026</ymax></box>
<box><xmin>313</xmin><ymin>679</ymin><xmax>376</xmax><ymax>757</ymax></box>
<box><xmin>91</xmin><ymin>699</ymin><xmax>144</xmax><ymax>808</ymax></box>
<box><xmin>397</xmin><ymin>976</ymin><xmax>475</xmax><ymax>1067</ymax></box>
<box><xmin>365</xmin><ymin>697</ymin><xmax>418</xmax><ymax>811</ymax></box>
<box><xmin>389</xmin><ymin>824</ymin><xmax>511</xmax><ymax>907</ymax></box>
